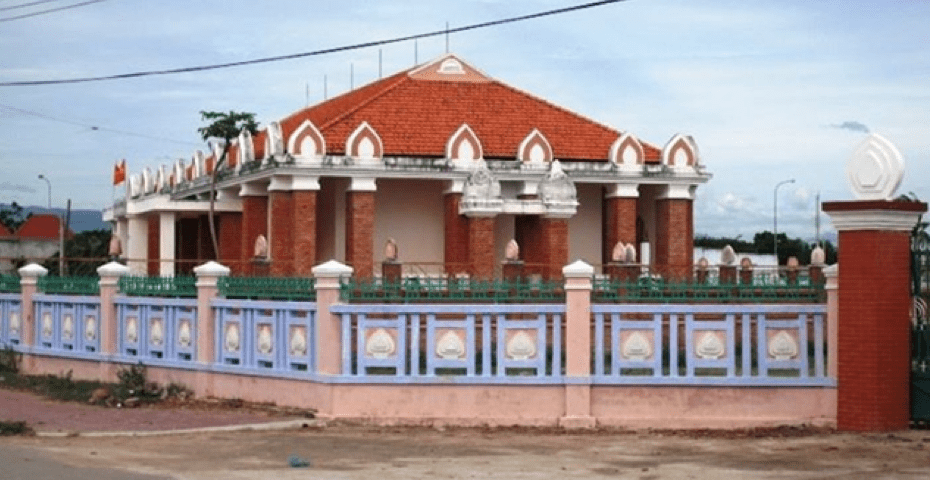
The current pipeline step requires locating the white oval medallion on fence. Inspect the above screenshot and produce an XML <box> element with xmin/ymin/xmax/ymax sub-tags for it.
<box><xmin>768</xmin><ymin>330</ymin><xmax>799</xmax><ymax>361</ymax></box>
<box><xmin>506</xmin><ymin>331</ymin><xmax>537</xmax><ymax>360</ymax></box>
<box><xmin>621</xmin><ymin>331</ymin><xmax>653</xmax><ymax>361</ymax></box>
<box><xmin>125</xmin><ymin>316</ymin><xmax>138</xmax><ymax>344</ymax></box>
<box><xmin>62</xmin><ymin>314</ymin><xmax>74</xmax><ymax>340</ymax></box>
<box><xmin>177</xmin><ymin>320</ymin><xmax>192</xmax><ymax>347</ymax></box>
<box><xmin>42</xmin><ymin>312</ymin><xmax>53</xmax><ymax>339</ymax></box>
<box><xmin>84</xmin><ymin>316</ymin><xmax>96</xmax><ymax>341</ymax></box>
<box><xmin>366</xmin><ymin>328</ymin><xmax>396</xmax><ymax>359</ymax></box>
<box><xmin>289</xmin><ymin>326</ymin><xmax>307</xmax><ymax>356</ymax></box>
<box><xmin>9</xmin><ymin>312</ymin><xmax>19</xmax><ymax>335</ymax></box>
<box><xmin>695</xmin><ymin>331</ymin><xmax>725</xmax><ymax>360</ymax></box>
<box><xmin>150</xmin><ymin>318</ymin><xmax>164</xmax><ymax>346</ymax></box>
<box><xmin>257</xmin><ymin>325</ymin><xmax>273</xmax><ymax>355</ymax></box>
<box><xmin>225</xmin><ymin>323</ymin><xmax>240</xmax><ymax>352</ymax></box>
<box><xmin>435</xmin><ymin>330</ymin><xmax>466</xmax><ymax>360</ymax></box>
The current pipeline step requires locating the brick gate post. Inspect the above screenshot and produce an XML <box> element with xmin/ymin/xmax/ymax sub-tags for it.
<box><xmin>560</xmin><ymin>260</ymin><xmax>595</xmax><ymax>429</ymax></box>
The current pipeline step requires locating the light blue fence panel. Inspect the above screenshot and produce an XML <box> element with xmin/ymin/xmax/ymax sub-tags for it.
<box><xmin>33</xmin><ymin>294</ymin><xmax>100</xmax><ymax>354</ymax></box>
<box><xmin>213</xmin><ymin>299</ymin><xmax>316</xmax><ymax>373</ymax></box>
<box><xmin>116</xmin><ymin>297</ymin><xmax>197</xmax><ymax>364</ymax></box>
<box><xmin>591</xmin><ymin>304</ymin><xmax>831</xmax><ymax>386</ymax></box>
<box><xmin>332</xmin><ymin>304</ymin><xmax>564</xmax><ymax>382</ymax></box>
<box><xmin>0</xmin><ymin>293</ymin><xmax>22</xmax><ymax>346</ymax></box>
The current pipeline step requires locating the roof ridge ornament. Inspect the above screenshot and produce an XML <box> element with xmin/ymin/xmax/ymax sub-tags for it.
<box><xmin>538</xmin><ymin>159</ymin><xmax>578</xmax><ymax>218</ymax></box>
<box><xmin>459</xmin><ymin>159</ymin><xmax>502</xmax><ymax>217</ymax></box>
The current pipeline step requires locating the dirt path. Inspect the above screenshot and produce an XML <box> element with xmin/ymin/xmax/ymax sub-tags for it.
<box><xmin>3</xmin><ymin>425</ymin><xmax>930</xmax><ymax>479</ymax></box>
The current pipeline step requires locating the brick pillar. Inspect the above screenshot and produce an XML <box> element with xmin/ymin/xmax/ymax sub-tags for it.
<box><xmin>654</xmin><ymin>188</ymin><xmax>694</xmax><ymax>281</ymax></box>
<box><xmin>823</xmin><ymin>200</ymin><xmax>927</xmax><ymax>431</ymax></box>
<box><xmin>146</xmin><ymin>214</ymin><xmax>159</xmax><ymax>276</ymax></box>
<box><xmin>217</xmin><ymin>213</ymin><xmax>242</xmax><ymax>275</ymax></box>
<box><xmin>603</xmin><ymin>185</ymin><xmax>638</xmax><ymax>265</ymax></box>
<box><xmin>269</xmin><ymin>190</ymin><xmax>294</xmax><ymax>276</ymax></box>
<box><xmin>346</xmin><ymin>180</ymin><xmax>375</xmax><ymax>278</ymax></box>
<box><xmin>293</xmin><ymin>189</ymin><xmax>318</xmax><ymax>276</ymax></box>
<box><xmin>541</xmin><ymin>218</ymin><xmax>569</xmax><ymax>280</ymax></box>
<box><xmin>240</xmin><ymin>187</ymin><xmax>268</xmax><ymax>275</ymax></box>
<box><xmin>444</xmin><ymin>192</ymin><xmax>469</xmax><ymax>275</ymax></box>
<box><xmin>467</xmin><ymin>216</ymin><xmax>496</xmax><ymax>280</ymax></box>
<box><xmin>313</xmin><ymin>260</ymin><xmax>354</xmax><ymax>378</ymax></box>
<box><xmin>560</xmin><ymin>260</ymin><xmax>595</xmax><ymax>429</ymax></box>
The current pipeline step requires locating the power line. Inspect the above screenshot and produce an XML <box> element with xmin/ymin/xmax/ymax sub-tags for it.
<box><xmin>0</xmin><ymin>0</ymin><xmax>107</xmax><ymax>23</ymax></box>
<box><xmin>0</xmin><ymin>0</ymin><xmax>626</xmax><ymax>86</ymax></box>
<box><xmin>0</xmin><ymin>103</ymin><xmax>200</xmax><ymax>146</ymax></box>
<box><xmin>0</xmin><ymin>0</ymin><xmax>70</xmax><ymax>12</ymax></box>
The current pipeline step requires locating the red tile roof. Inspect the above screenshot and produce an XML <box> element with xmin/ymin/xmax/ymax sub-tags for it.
<box><xmin>277</xmin><ymin>56</ymin><xmax>661</xmax><ymax>162</ymax></box>
<box><xmin>0</xmin><ymin>221</ymin><xmax>11</xmax><ymax>237</ymax></box>
<box><xmin>15</xmin><ymin>214</ymin><xmax>72</xmax><ymax>240</ymax></box>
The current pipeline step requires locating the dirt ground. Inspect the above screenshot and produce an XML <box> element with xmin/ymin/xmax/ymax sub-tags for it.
<box><xmin>3</xmin><ymin>424</ymin><xmax>930</xmax><ymax>479</ymax></box>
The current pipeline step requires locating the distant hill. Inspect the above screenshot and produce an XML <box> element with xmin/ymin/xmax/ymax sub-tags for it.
<box><xmin>1</xmin><ymin>204</ymin><xmax>109</xmax><ymax>233</ymax></box>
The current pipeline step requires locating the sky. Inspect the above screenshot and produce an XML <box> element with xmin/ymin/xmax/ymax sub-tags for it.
<box><xmin>0</xmin><ymin>0</ymin><xmax>927</xmax><ymax>241</ymax></box>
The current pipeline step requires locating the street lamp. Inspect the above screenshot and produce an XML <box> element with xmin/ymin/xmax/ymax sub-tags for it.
<box><xmin>38</xmin><ymin>174</ymin><xmax>64</xmax><ymax>275</ymax></box>
<box><xmin>37</xmin><ymin>174</ymin><xmax>51</xmax><ymax>208</ymax></box>
<box><xmin>774</xmin><ymin>178</ymin><xmax>795</xmax><ymax>266</ymax></box>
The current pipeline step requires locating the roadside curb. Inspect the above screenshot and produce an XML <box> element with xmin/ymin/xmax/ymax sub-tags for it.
<box><xmin>36</xmin><ymin>418</ymin><xmax>324</xmax><ymax>438</ymax></box>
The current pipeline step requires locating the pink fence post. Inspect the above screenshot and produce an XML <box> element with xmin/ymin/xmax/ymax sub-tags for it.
<box><xmin>313</xmin><ymin>260</ymin><xmax>353</xmax><ymax>375</ymax></box>
<box><xmin>194</xmin><ymin>261</ymin><xmax>230</xmax><ymax>365</ymax></box>
<box><xmin>17</xmin><ymin>263</ymin><xmax>47</xmax><ymax>350</ymax></box>
<box><xmin>560</xmin><ymin>260</ymin><xmax>595</xmax><ymax>429</ymax></box>
<box><xmin>97</xmin><ymin>262</ymin><xmax>130</xmax><ymax>357</ymax></box>
<box><xmin>824</xmin><ymin>264</ymin><xmax>838</xmax><ymax>380</ymax></box>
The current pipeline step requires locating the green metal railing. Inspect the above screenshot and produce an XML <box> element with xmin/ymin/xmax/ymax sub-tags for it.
<box><xmin>340</xmin><ymin>277</ymin><xmax>565</xmax><ymax>303</ymax></box>
<box><xmin>592</xmin><ymin>275</ymin><xmax>825</xmax><ymax>304</ymax></box>
<box><xmin>0</xmin><ymin>275</ymin><xmax>20</xmax><ymax>293</ymax></box>
<box><xmin>38</xmin><ymin>276</ymin><xmax>100</xmax><ymax>296</ymax></box>
<box><xmin>119</xmin><ymin>276</ymin><xmax>197</xmax><ymax>298</ymax></box>
<box><xmin>218</xmin><ymin>276</ymin><xmax>316</xmax><ymax>301</ymax></box>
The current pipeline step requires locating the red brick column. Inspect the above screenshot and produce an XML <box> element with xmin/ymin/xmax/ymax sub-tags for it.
<box><xmin>541</xmin><ymin>218</ymin><xmax>569</xmax><ymax>280</ymax></box>
<box><xmin>292</xmin><ymin>189</ymin><xmax>318</xmax><ymax>276</ymax></box>
<box><xmin>146</xmin><ymin>214</ymin><xmax>159</xmax><ymax>276</ymax></box>
<box><xmin>823</xmin><ymin>200</ymin><xmax>927</xmax><ymax>431</ymax></box>
<box><xmin>217</xmin><ymin>213</ymin><xmax>242</xmax><ymax>274</ymax></box>
<box><xmin>241</xmin><ymin>194</ymin><xmax>268</xmax><ymax>276</ymax></box>
<box><xmin>604</xmin><ymin>188</ymin><xmax>637</xmax><ymax>264</ymax></box>
<box><xmin>346</xmin><ymin>189</ymin><xmax>375</xmax><ymax>278</ymax></box>
<box><xmin>654</xmin><ymin>196</ymin><xmax>693</xmax><ymax>281</ymax></box>
<box><xmin>444</xmin><ymin>192</ymin><xmax>469</xmax><ymax>275</ymax></box>
<box><xmin>467</xmin><ymin>216</ymin><xmax>495</xmax><ymax>280</ymax></box>
<box><xmin>269</xmin><ymin>190</ymin><xmax>294</xmax><ymax>276</ymax></box>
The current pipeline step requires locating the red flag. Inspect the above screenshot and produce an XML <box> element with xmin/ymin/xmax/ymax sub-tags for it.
<box><xmin>113</xmin><ymin>160</ymin><xmax>126</xmax><ymax>185</ymax></box>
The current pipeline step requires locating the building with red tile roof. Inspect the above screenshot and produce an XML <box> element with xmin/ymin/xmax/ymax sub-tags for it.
<box><xmin>105</xmin><ymin>55</ymin><xmax>710</xmax><ymax>279</ymax></box>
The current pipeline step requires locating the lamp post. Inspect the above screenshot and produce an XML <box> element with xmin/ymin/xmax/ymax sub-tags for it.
<box><xmin>38</xmin><ymin>174</ymin><xmax>63</xmax><ymax>275</ymax></box>
<box><xmin>774</xmin><ymin>178</ymin><xmax>795</xmax><ymax>267</ymax></box>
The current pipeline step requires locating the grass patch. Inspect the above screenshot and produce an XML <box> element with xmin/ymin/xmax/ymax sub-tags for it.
<box><xmin>0</xmin><ymin>420</ymin><xmax>34</xmax><ymax>436</ymax></box>
<box><xmin>0</xmin><ymin>369</ymin><xmax>108</xmax><ymax>403</ymax></box>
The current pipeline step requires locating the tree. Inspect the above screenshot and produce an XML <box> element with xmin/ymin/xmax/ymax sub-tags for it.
<box><xmin>197</xmin><ymin>111</ymin><xmax>259</xmax><ymax>260</ymax></box>
<box><xmin>42</xmin><ymin>229</ymin><xmax>110</xmax><ymax>276</ymax></box>
<box><xmin>0</xmin><ymin>202</ymin><xmax>30</xmax><ymax>231</ymax></box>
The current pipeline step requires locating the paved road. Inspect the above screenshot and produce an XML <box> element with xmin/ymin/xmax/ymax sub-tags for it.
<box><xmin>1</xmin><ymin>443</ymin><xmax>170</xmax><ymax>480</ymax></box>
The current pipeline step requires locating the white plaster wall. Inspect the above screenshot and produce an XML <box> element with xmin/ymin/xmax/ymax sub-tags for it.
<box><xmin>568</xmin><ymin>183</ymin><xmax>602</xmax><ymax>266</ymax></box>
<box><xmin>0</xmin><ymin>239</ymin><xmax>60</xmax><ymax>274</ymax></box>
<box><xmin>317</xmin><ymin>177</ymin><xmax>347</xmax><ymax>263</ymax></box>
<box><xmin>374</xmin><ymin>179</ymin><xmax>444</xmax><ymax>274</ymax></box>
<box><xmin>159</xmin><ymin>212</ymin><xmax>176</xmax><ymax>276</ymax></box>
<box><xmin>127</xmin><ymin>215</ymin><xmax>148</xmax><ymax>275</ymax></box>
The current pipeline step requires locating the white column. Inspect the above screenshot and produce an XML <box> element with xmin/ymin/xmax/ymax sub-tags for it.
<box><xmin>159</xmin><ymin>212</ymin><xmax>176</xmax><ymax>276</ymax></box>
<box><xmin>126</xmin><ymin>215</ymin><xmax>148</xmax><ymax>275</ymax></box>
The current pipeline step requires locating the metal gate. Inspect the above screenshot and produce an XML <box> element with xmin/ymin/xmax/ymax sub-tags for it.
<box><xmin>911</xmin><ymin>225</ymin><xmax>930</xmax><ymax>424</ymax></box>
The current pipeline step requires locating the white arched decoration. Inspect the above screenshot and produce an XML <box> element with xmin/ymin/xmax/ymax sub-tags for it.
<box><xmin>517</xmin><ymin>129</ymin><xmax>553</xmax><ymax>164</ymax></box>
<box><xmin>191</xmin><ymin>150</ymin><xmax>205</xmax><ymax>179</ymax></box>
<box><xmin>287</xmin><ymin>119</ymin><xmax>326</xmax><ymax>162</ymax></box>
<box><xmin>346</xmin><ymin>121</ymin><xmax>383</xmax><ymax>161</ymax></box>
<box><xmin>446</xmin><ymin>124</ymin><xmax>483</xmax><ymax>165</ymax></box>
<box><xmin>662</xmin><ymin>134</ymin><xmax>699</xmax><ymax>170</ymax></box>
<box><xmin>173</xmin><ymin>159</ymin><xmax>185</xmax><ymax>186</ymax></box>
<box><xmin>265</xmin><ymin>121</ymin><xmax>285</xmax><ymax>160</ymax></box>
<box><xmin>129</xmin><ymin>173</ymin><xmax>142</xmax><ymax>197</ymax></box>
<box><xmin>609</xmin><ymin>133</ymin><xmax>645</xmax><ymax>170</ymax></box>
<box><xmin>238</xmin><ymin>129</ymin><xmax>255</xmax><ymax>165</ymax></box>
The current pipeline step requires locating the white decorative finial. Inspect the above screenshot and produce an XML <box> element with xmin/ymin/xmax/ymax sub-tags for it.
<box><xmin>720</xmin><ymin>245</ymin><xmax>736</xmax><ymax>265</ymax></box>
<box><xmin>505</xmin><ymin>239</ymin><xmax>520</xmax><ymax>261</ymax></box>
<box><xmin>253</xmin><ymin>234</ymin><xmax>268</xmax><ymax>258</ymax></box>
<box><xmin>611</xmin><ymin>242</ymin><xmax>625</xmax><ymax>263</ymax></box>
<box><xmin>384</xmin><ymin>238</ymin><xmax>398</xmax><ymax>261</ymax></box>
<box><xmin>846</xmin><ymin>133</ymin><xmax>904</xmax><ymax>200</ymax></box>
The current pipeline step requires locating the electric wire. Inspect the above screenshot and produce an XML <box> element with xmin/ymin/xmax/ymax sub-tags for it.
<box><xmin>0</xmin><ymin>0</ymin><xmax>626</xmax><ymax>86</ymax></box>
<box><xmin>0</xmin><ymin>0</ymin><xmax>70</xmax><ymax>12</ymax></box>
<box><xmin>0</xmin><ymin>0</ymin><xmax>107</xmax><ymax>23</ymax></box>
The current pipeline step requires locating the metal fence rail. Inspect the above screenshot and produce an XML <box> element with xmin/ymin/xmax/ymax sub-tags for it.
<box><xmin>38</xmin><ymin>276</ymin><xmax>100</xmax><ymax>295</ymax></box>
<box><xmin>218</xmin><ymin>276</ymin><xmax>316</xmax><ymax>301</ymax></box>
<box><xmin>119</xmin><ymin>276</ymin><xmax>197</xmax><ymax>298</ymax></box>
<box><xmin>340</xmin><ymin>277</ymin><xmax>565</xmax><ymax>304</ymax></box>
